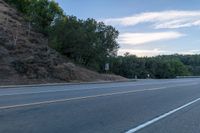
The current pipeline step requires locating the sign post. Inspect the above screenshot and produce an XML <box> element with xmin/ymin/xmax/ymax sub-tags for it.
<box><xmin>105</xmin><ymin>63</ymin><xmax>109</xmax><ymax>73</ymax></box>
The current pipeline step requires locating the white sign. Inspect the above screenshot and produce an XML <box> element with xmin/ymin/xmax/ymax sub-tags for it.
<box><xmin>105</xmin><ymin>63</ymin><xmax>109</xmax><ymax>71</ymax></box>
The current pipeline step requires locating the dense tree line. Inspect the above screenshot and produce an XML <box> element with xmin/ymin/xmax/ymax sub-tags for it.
<box><xmin>6</xmin><ymin>0</ymin><xmax>200</xmax><ymax>79</ymax></box>
<box><xmin>109</xmin><ymin>53</ymin><xmax>200</xmax><ymax>79</ymax></box>
<box><xmin>154</xmin><ymin>55</ymin><xmax>200</xmax><ymax>76</ymax></box>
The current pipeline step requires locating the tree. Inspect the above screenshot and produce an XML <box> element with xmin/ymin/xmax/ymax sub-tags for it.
<box><xmin>49</xmin><ymin>17</ymin><xmax>119</xmax><ymax>71</ymax></box>
<box><xmin>109</xmin><ymin>54</ymin><xmax>191</xmax><ymax>79</ymax></box>
<box><xmin>6</xmin><ymin>0</ymin><xmax>64</xmax><ymax>34</ymax></box>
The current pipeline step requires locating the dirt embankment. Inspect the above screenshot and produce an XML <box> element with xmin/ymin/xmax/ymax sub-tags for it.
<box><xmin>0</xmin><ymin>0</ymin><xmax>126</xmax><ymax>85</ymax></box>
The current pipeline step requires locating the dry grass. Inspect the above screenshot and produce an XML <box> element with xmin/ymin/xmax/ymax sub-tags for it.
<box><xmin>0</xmin><ymin>0</ymin><xmax>126</xmax><ymax>86</ymax></box>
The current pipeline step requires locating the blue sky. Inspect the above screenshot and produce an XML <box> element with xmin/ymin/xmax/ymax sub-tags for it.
<box><xmin>56</xmin><ymin>0</ymin><xmax>200</xmax><ymax>56</ymax></box>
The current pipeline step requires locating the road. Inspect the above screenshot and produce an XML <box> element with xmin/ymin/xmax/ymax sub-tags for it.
<box><xmin>0</xmin><ymin>78</ymin><xmax>200</xmax><ymax>133</ymax></box>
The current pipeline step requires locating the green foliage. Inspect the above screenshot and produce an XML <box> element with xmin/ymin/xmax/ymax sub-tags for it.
<box><xmin>6</xmin><ymin>0</ymin><xmax>200</xmax><ymax>78</ymax></box>
<box><xmin>156</xmin><ymin>54</ymin><xmax>200</xmax><ymax>76</ymax></box>
<box><xmin>49</xmin><ymin>16</ymin><xmax>119</xmax><ymax>71</ymax></box>
<box><xmin>6</xmin><ymin>0</ymin><xmax>119</xmax><ymax>71</ymax></box>
<box><xmin>7</xmin><ymin>0</ymin><xmax>64</xmax><ymax>34</ymax></box>
<box><xmin>109</xmin><ymin>54</ymin><xmax>191</xmax><ymax>79</ymax></box>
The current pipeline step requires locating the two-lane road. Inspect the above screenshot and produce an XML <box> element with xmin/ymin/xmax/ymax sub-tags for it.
<box><xmin>0</xmin><ymin>78</ymin><xmax>200</xmax><ymax>133</ymax></box>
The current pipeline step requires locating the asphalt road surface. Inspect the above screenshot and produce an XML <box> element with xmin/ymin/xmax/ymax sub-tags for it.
<box><xmin>0</xmin><ymin>78</ymin><xmax>200</xmax><ymax>133</ymax></box>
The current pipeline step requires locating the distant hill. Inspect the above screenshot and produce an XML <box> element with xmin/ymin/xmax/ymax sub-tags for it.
<box><xmin>0</xmin><ymin>0</ymin><xmax>125</xmax><ymax>85</ymax></box>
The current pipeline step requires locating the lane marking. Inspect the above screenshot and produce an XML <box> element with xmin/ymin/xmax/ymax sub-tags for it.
<box><xmin>125</xmin><ymin>97</ymin><xmax>200</xmax><ymax>133</ymax></box>
<box><xmin>0</xmin><ymin>87</ymin><xmax>166</xmax><ymax>110</ymax></box>
<box><xmin>0</xmin><ymin>83</ymin><xmax>198</xmax><ymax>110</ymax></box>
<box><xmin>0</xmin><ymin>81</ymin><xmax>197</xmax><ymax>97</ymax></box>
<box><xmin>0</xmin><ymin>79</ymin><xmax>195</xmax><ymax>89</ymax></box>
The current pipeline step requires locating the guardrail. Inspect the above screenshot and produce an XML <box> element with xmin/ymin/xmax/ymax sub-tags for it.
<box><xmin>176</xmin><ymin>76</ymin><xmax>200</xmax><ymax>78</ymax></box>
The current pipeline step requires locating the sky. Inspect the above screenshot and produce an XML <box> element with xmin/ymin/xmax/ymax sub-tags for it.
<box><xmin>55</xmin><ymin>0</ymin><xmax>200</xmax><ymax>57</ymax></box>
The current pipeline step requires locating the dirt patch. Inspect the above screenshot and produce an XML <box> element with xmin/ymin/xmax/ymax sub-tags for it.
<box><xmin>0</xmin><ymin>0</ymin><xmax>126</xmax><ymax>85</ymax></box>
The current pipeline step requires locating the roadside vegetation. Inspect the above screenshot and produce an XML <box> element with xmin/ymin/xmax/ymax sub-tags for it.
<box><xmin>6</xmin><ymin>0</ymin><xmax>200</xmax><ymax>79</ymax></box>
<box><xmin>110</xmin><ymin>54</ymin><xmax>200</xmax><ymax>79</ymax></box>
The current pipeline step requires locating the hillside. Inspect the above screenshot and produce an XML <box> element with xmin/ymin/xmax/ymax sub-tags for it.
<box><xmin>0</xmin><ymin>0</ymin><xmax>125</xmax><ymax>85</ymax></box>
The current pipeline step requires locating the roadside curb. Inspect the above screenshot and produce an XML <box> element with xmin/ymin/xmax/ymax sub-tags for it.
<box><xmin>0</xmin><ymin>80</ymin><xmax>136</xmax><ymax>89</ymax></box>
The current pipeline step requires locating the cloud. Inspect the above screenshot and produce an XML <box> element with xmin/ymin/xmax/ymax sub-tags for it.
<box><xmin>118</xmin><ymin>31</ymin><xmax>184</xmax><ymax>45</ymax></box>
<box><xmin>118</xmin><ymin>49</ymin><xmax>200</xmax><ymax>57</ymax></box>
<box><xmin>179</xmin><ymin>50</ymin><xmax>200</xmax><ymax>55</ymax></box>
<box><xmin>104</xmin><ymin>10</ymin><xmax>200</xmax><ymax>29</ymax></box>
<box><xmin>118</xmin><ymin>48</ymin><xmax>167</xmax><ymax>57</ymax></box>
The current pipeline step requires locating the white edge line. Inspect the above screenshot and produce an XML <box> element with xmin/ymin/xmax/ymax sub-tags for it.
<box><xmin>125</xmin><ymin>97</ymin><xmax>200</xmax><ymax>133</ymax></box>
<box><xmin>1</xmin><ymin>79</ymin><xmax>194</xmax><ymax>89</ymax></box>
<box><xmin>0</xmin><ymin>82</ymin><xmax>197</xmax><ymax>97</ymax></box>
<box><xmin>0</xmin><ymin>84</ymin><xmax>156</xmax><ymax>97</ymax></box>
<box><xmin>0</xmin><ymin>80</ymin><xmax>136</xmax><ymax>89</ymax></box>
<box><xmin>0</xmin><ymin>83</ymin><xmax>198</xmax><ymax>110</ymax></box>
<box><xmin>0</xmin><ymin>87</ymin><xmax>167</xmax><ymax>110</ymax></box>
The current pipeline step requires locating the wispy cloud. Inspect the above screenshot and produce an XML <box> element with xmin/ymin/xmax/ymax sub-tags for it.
<box><xmin>118</xmin><ymin>49</ymin><xmax>200</xmax><ymax>57</ymax></box>
<box><xmin>180</xmin><ymin>50</ymin><xmax>200</xmax><ymax>55</ymax></box>
<box><xmin>104</xmin><ymin>10</ymin><xmax>200</xmax><ymax>29</ymax></box>
<box><xmin>118</xmin><ymin>31</ymin><xmax>184</xmax><ymax>45</ymax></box>
<box><xmin>118</xmin><ymin>48</ymin><xmax>167</xmax><ymax>57</ymax></box>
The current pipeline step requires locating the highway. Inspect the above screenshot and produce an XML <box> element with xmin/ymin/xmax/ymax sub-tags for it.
<box><xmin>0</xmin><ymin>78</ymin><xmax>200</xmax><ymax>133</ymax></box>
